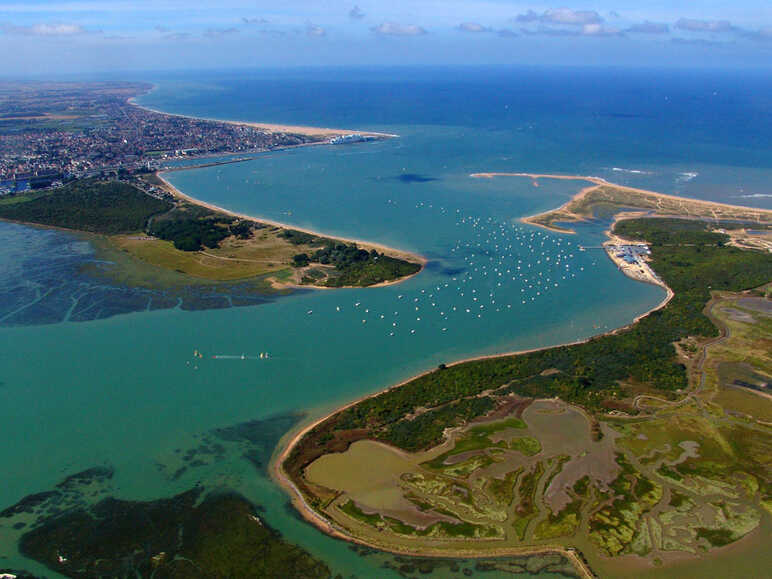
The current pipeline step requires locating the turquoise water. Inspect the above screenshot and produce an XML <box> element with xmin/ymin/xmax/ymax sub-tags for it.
<box><xmin>1</xmin><ymin>68</ymin><xmax>771</xmax><ymax>577</ymax></box>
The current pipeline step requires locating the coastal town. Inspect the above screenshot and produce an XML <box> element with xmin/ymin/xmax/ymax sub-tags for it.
<box><xmin>0</xmin><ymin>82</ymin><xmax>333</xmax><ymax>194</ymax></box>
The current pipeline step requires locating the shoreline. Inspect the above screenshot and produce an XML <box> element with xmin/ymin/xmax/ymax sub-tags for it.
<box><xmin>128</xmin><ymin>95</ymin><xmax>399</xmax><ymax>140</ymax></box>
<box><xmin>155</xmin><ymin>173</ymin><xmax>427</xmax><ymax>288</ymax></box>
<box><xmin>272</xmin><ymin>216</ymin><xmax>675</xmax><ymax>577</ymax></box>
<box><xmin>470</xmin><ymin>172</ymin><xmax>772</xmax><ymax>233</ymax></box>
<box><xmin>271</xmin><ymin>401</ymin><xmax>595</xmax><ymax>577</ymax></box>
<box><xmin>129</xmin><ymin>83</ymin><xmax>423</xmax><ymax>287</ymax></box>
<box><xmin>470</xmin><ymin>172</ymin><xmax>611</xmax><ymax>234</ymax></box>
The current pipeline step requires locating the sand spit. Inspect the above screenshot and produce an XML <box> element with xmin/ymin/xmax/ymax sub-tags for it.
<box><xmin>155</xmin><ymin>173</ymin><xmax>425</xmax><ymax>289</ymax></box>
<box><xmin>470</xmin><ymin>172</ymin><xmax>772</xmax><ymax>234</ymax></box>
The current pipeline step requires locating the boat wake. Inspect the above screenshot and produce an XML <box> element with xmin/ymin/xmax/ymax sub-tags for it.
<box><xmin>676</xmin><ymin>171</ymin><xmax>698</xmax><ymax>182</ymax></box>
<box><xmin>211</xmin><ymin>353</ymin><xmax>271</xmax><ymax>360</ymax></box>
<box><xmin>610</xmin><ymin>167</ymin><xmax>652</xmax><ymax>175</ymax></box>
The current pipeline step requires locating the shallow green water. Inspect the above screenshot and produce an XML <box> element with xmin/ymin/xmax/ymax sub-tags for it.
<box><xmin>0</xmin><ymin>141</ymin><xmax>662</xmax><ymax>577</ymax></box>
<box><xmin>3</xmin><ymin>68</ymin><xmax>771</xmax><ymax>577</ymax></box>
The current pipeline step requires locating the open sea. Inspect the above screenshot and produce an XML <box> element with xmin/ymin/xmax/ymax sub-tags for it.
<box><xmin>1</xmin><ymin>67</ymin><xmax>771</xmax><ymax>577</ymax></box>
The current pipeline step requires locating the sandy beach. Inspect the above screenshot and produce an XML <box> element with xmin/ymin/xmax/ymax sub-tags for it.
<box><xmin>126</xmin><ymin>86</ymin><xmax>425</xmax><ymax>287</ymax></box>
<box><xmin>155</xmin><ymin>173</ymin><xmax>426</xmax><ymax>287</ymax></box>
<box><xmin>471</xmin><ymin>172</ymin><xmax>772</xmax><ymax>233</ymax></box>
<box><xmin>128</xmin><ymin>95</ymin><xmax>398</xmax><ymax>140</ymax></box>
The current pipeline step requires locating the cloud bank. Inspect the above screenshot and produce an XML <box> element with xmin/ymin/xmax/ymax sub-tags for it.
<box><xmin>371</xmin><ymin>22</ymin><xmax>427</xmax><ymax>36</ymax></box>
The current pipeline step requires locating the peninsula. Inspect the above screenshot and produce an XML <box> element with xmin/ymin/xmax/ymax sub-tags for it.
<box><xmin>0</xmin><ymin>82</ymin><xmax>423</xmax><ymax>290</ymax></box>
<box><xmin>277</xmin><ymin>182</ymin><xmax>772</xmax><ymax>578</ymax></box>
<box><xmin>470</xmin><ymin>173</ymin><xmax>772</xmax><ymax>233</ymax></box>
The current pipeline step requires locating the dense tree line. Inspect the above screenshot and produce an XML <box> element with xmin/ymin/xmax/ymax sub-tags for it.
<box><xmin>292</xmin><ymin>242</ymin><xmax>421</xmax><ymax>287</ymax></box>
<box><xmin>0</xmin><ymin>176</ymin><xmax>265</xmax><ymax>252</ymax></box>
<box><xmin>0</xmin><ymin>179</ymin><xmax>171</xmax><ymax>234</ymax></box>
<box><xmin>280</xmin><ymin>229</ymin><xmax>319</xmax><ymax>245</ymax></box>
<box><xmin>333</xmin><ymin>218</ymin><xmax>772</xmax><ymax>451</ymax></box>
<box><xmin>149</xmin><ymin>208</ymin><xmax>258</xmax><ymax>252</ymax></box>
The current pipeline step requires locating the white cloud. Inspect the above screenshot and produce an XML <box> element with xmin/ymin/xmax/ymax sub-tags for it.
<box><xmin>371</xmin><ymin>22</ymin><xmax>427</xmax><ymax>36</ymax></box>
<box><xmin>543</xmin><ymin>8</ymin><xmax>603</xmax><ymax>26</ymax></box>
<box><xmin>1</xmin><ymin>21</ymin><xmax>89</xmax><ymax>36</ymax></box>
<box><xmin>306</xmin><ymin>24</ymin><xmax>326</xmax><ymax>37</ymax></box>
<box><xmin>517</xmin><ymin>8</ymin><xmax>603</xmax><ymax>26</ymax></box>
<box><xmin>519</xmin><ymin>23</ymin><xmax>621</xmax><ymax>37</ymax></box>
<box><xmin>580</xmin><ymin>23</ymin><xmax>620</xmax><ymax>36</ymax></box>
<box><xmin>514</xmin><ymin>7</ymin><xmax>617</xmax><ymax>36</ymax></box>
<box><xmin>457</xmin><ymin>22</ymin><xmax>491</xmax><ymax>33</ymax></box>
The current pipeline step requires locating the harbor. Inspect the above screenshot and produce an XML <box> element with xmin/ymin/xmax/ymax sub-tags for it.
<box><xmin>603</xmin><ymin>234</ymin><xmax>664</xmax><ymax>288</ymax></box>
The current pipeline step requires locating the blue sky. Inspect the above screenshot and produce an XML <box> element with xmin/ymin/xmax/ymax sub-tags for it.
<box><xmin>2</xmin><ymin>1</ymin><xmax>772</xmax><ymax>75</ymax></box>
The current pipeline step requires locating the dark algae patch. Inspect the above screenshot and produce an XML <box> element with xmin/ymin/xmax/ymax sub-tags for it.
<box><xmin>1</xmin><ymin>466</ymin><xmax>115</xmax><ymax>521</ymax></box>
<box><xmin>0</xmin><ymin>491</ymin><xmax>60</xmax><ymax>519</ymax></box>
<box><xmin>213</xmin><ymin>411</ymin><xmax>305</xmax><ymax>473</ymax></box>
<box><xmin>394</xmin><ymin>173</ymin><xmax>438</xmax><ymax>184</ymax></box>
<box><xmin>2</xmin><ymin>415</ymin><xmax>325</xmax><ymax>578</ymax></box>
<box><xmin>55</xmin><ymin>466</ymin><xmax>114</xmax><ymax>491</ymax></box>
<box><xmin>19</xmin><ymin>490</ymin><xmax>330</xmax><ymax>579</ymax></box>
<box><xmin>154</xmin><ymin>412</ymin><xmax>304</xmax><ymax>482</ymax></box>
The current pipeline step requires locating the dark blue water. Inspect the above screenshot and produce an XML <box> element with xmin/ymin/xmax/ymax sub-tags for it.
<box><xmin>1</xmin><ymin>67</ymin><xmax>771</xmax><ymax>577</ymax></box>
<box><xmin>140</xmin><ymin>67</ymin><xmax>772</xmax><ymax>178</ymax></box>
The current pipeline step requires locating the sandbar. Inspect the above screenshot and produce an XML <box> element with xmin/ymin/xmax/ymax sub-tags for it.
<box><xmin>471</xmin><ymin>172</ymin><xmax>772</xmax><ymax>233</ymax></box>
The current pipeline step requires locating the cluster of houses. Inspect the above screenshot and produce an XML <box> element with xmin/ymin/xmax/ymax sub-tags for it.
<box><xmin>609</xmin><ymin>243</ymin><xmax>651</xmax><ymax>265</ymax></box>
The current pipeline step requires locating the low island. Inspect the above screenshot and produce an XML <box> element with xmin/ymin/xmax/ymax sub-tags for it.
<box><xmin>277</xmin><ymin>178</ymin><xmax>772</xmax><ymax>578</ymax></box>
